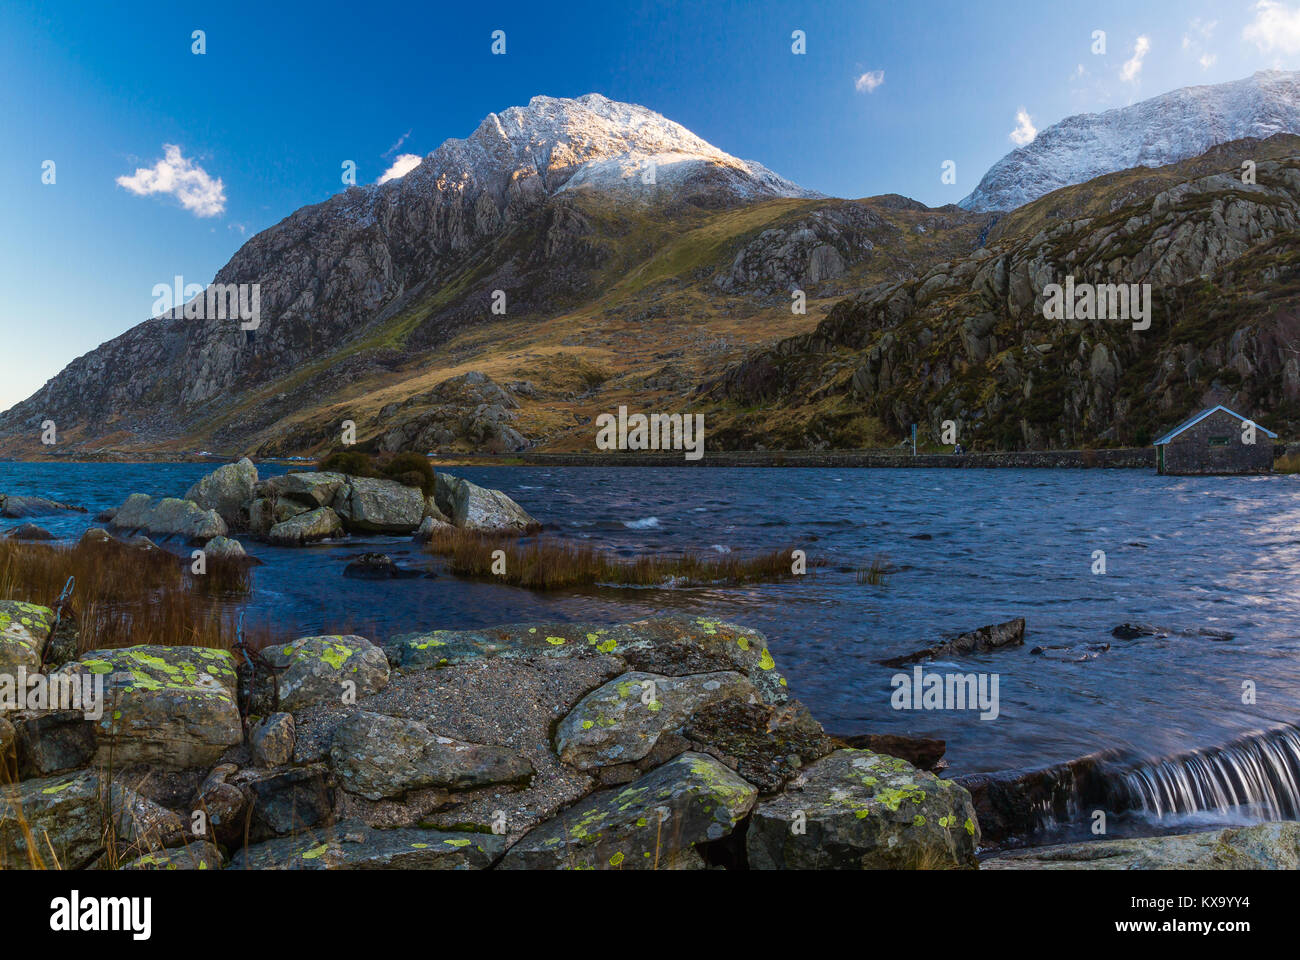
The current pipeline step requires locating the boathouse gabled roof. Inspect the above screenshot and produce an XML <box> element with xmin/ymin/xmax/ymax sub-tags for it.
<box><xmin>1152</xmin><ymin>405</ymin><xmax>1278</xmax><ymax>446</ymax></box>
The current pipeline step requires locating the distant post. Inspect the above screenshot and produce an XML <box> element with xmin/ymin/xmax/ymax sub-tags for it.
<box><xmin>911</xmin><ymin>423</ymin><xmax>917</xmax><ymax>457</ymax></box>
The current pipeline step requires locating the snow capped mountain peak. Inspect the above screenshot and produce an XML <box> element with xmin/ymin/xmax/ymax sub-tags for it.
<box><xmin>381</xmin><ymin>93</ymin><xmax>818</xmax><ymax>203</ymax></box>
<box><xmin>961</xmin><ymin>70</ymin><xmax>1300</xmax><ymax>212</ymax></box>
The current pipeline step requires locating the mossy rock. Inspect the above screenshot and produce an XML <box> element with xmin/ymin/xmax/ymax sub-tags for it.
<box><xmin>746</xmin><ymin>748</ymin><xmax>980</xmax><ymax>870</ymax></box>
<box><xmin>0</xmin><ymin>600</ymin><xmax>55</xmax><ymax>674</ymax></box>
<box><xmin>229</xmin><ymin>820</ymin><xmax>505</xmax><ymax>870</ymax></box>
<box><xmin>262</xmin><ymin>634</ymin><xmax>390</xmax><ymax>711</ymax></box>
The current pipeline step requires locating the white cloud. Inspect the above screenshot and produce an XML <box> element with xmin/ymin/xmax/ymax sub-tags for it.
<box><xmin>1183</xmin><ymin>18</ymin><xmax>1218</xmax><ymax>68</ymax></box>
<box><xmin>1244</xmin><ymin>0</ymin><xmax>1300</xmax><ymax>54</ymax></box>
<box><xmin>1009</xmin><ymin>108</ymin><xmax>1037</xmax><ymax>146</ymax></box>
<box><xmin>377</xmin><ymin>153</ymin><xmax>422</xmax><ymax>184</ymax></box>
<box><xmin>854</xmin><ymin>70</ymin><xmax>885</xmax><ymax>93</ymax></box>
<box><xmin>1121</xmin><ymin>35</ymin><xmax>1151</xmax><ymax>84</ymax></box>
<box><xmin>1200</xmin><ymin>53</ymin><xmax>1218</xmax><ymax>68</ymax></box>
<box><xmin>116</xmin><ymin>144</ymin><xmax>225</xmax><ymax>217</ymax></box>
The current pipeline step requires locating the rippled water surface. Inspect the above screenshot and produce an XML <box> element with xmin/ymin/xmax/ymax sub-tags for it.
<box><xmin>4</xmin><ymin>461</ymin><xmax>1300</xmax><ymax>778</ymax></box>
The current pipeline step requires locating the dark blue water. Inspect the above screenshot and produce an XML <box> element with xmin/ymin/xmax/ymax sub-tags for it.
<box><xmin>4</xmin><ymin>461</ymin><xmax>1300</xmax><ymax>779</ymax></box>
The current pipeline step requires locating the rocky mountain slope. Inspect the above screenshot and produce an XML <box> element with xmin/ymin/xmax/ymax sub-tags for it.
<box><xmin>962</xmin><ymin>71</ymin><xmax>1300</xmax><ymax>212</ymax></box>
<box><xmin>0</xmin><ymin>95</ymin><xmax>990</xmax><ymax>458</ymax></box>
<box><xmin>704</xmin><ymin>134</ymin><xmax>1300</xmax><ymax>451</ymax></box>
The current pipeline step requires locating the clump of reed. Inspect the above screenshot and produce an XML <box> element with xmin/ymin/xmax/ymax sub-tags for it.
<box><xmin>857</xmin><ymin>554</ymin><xmax>888</xmax><ymax>586</ymax></box>
<box><xmin>1274</xmin><ymin>452</ymin><xmax>1300</xmax><ymax>474</ymax></box>
<box><xmin>0</xmin><ymin>535</ymin><xmax>268</xmax><ymax>653</ymax></box>
<box><xmin>425</xmin><ymin>527</ymin><xmax>811</xmax><ymax>591</ymax></box>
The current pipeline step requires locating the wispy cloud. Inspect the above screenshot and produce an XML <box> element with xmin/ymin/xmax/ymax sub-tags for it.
<box><xmin>854</xmin><ymin>70</ymin><xmax>885</xmax><ymax>93</ymax></box>
<box><xmin>1120</xmin><ymin>35</ymin><xmax>1151</xmax><ymax>84</ymax></box>
<box><xmin>1009</xmin><ymin>108</ymin><xmax>1036</xmax><ymax>146</ymax></box>
<box><xmin>116</xmin><ymin>144</ymin><xmax>225</xmax><ymax>217</ymax></box>
<box><xmin>384</xmin><ymin>128</ymin><xmax>413</xmax><ymax>158</ymax></box>
<box><xmin>378</xmin><ymin>153</ymin><xmax>422</xmax><ymax>184</ymax></box>
<box><xmin>1244</xmin><ymin>0</ymin><xmax>1300</xmax><ymax>54</ymax></box>
<box><xmin>1182</xmin><ymin>17</ymin><xmax>1218</xmax><ymax>69</ymax></box>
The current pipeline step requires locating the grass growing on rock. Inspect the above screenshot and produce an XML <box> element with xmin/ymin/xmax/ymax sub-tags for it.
<box><xmin>0</xmin><ymin>536</ymin><xmax>277</xmax><ymax>654</ymax></box>
<box><xmin>424</xmin><ymin>527</ymin><xmax>816</xmax><ymax>591</ymax></box>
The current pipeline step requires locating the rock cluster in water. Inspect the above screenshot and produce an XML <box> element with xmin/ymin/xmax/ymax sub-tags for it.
<box><xmin>99</xmin><ymin>458</ymin><xmax>538</xmax><ymax>551</ymax></box>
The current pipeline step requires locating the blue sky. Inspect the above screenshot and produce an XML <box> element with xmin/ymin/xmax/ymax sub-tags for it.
<box><xmin>2</xmin><ymin>0</ymin><xmax>1298</xmax><ymax>412</ymax></box>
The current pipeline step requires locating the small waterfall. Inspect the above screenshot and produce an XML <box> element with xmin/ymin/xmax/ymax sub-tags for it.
<box><xmin>964</xmin><ymin>724</ymin><xmax>1300</xmax><ymax>845</ymax></box>
<box><xmin>1117</xmin><ymin>723</ymin><xmax>1300</xmax><ymax>821</ymax></box>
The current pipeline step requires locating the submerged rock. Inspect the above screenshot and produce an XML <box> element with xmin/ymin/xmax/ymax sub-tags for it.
<box><xmin>745</xmin><ymin>749</ymin><xmax>980</xmax><ymax>869</ymax></box>
<box><xmin>0</xmin><ymin>494</ymin><xmax>85</xmax><ymax>518</ymax></box>
<box><xmin>879</xmin><ymin>617</ymin><xmax>1026</xmax><ymax>667</ymax></box>
<box><xmin>342</xmin><ymin>553</ymin><xmax>422</xmax><ymax>579</ymax></box>
<box><xmin>330</xmin><ymin>710</ymin><xmax>534</xmax><ymax>800</ymax></box>
<box><xmin>984</xmin><ymin>822</ymin><xmax>1300</xmax><ymax>870</ymax></box>
<box><xmin>498</xmin><ymin>752</ymin><xmax>757</xmax><ymax>870</ymax></box>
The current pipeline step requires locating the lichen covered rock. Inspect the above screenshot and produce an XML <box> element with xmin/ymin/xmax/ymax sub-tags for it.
<box><xmin>0</xmin><ymin>600</ymin><xmax>54</xmax><ymax>674</ymax></box>
<box><xmin>385</xmin><ymin>616</ymin><xmax>788</xmax><ymax>703</ymax></box>
<box><xmin>330</xmin><ymin>710</ymin><xmax>533</xmax><ymax>800</ymax></box>
<box><xmin>555</xmin><ymin>671</ymin><xmax>761</xmax><ymax>770</ymax></box>
<box><xmin>229</xmin><ymin>820</ymin><xmax>505</xmax><ymax>870</ymax></box>
<box><xmin>262</xmin><ymin>634</ymin><xmax>390</xmax><ymax>711</ymax></box>
<box><xmin>61</xmin><ymin>645</ymin><xmax>242</xmax><ymax>770</ymax></box>
<box><xmin>498</xmin><ymin>752</ymin><xmax>757</xmax><ymax>870</ymax></box>
<box><xmin>745</xmin><ymin>748</ymin><xmax>980</xmax><ymax>869</ymax></box>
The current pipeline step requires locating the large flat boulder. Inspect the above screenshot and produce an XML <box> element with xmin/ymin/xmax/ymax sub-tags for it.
<box><xmin>498</xmin><ymin>752</ymin><xmax>757</xmax><ymax>870</ymax></box>
<box><xmin>261</xmin><ymin>635</ymin><xmax>390</xmax><ymax>711</ymax></box>
<box><xmin>745</xmin><ymin>749</ymin><xmax>980</xmax><ymax>869</ymax></box>
<box><xmin>330</xmin><ymin>710</ymin><xmax>533</xmax><ymax>800</ymax></box>
<box><xmin>384</xmin><ymin>616</ymin><xmax>789</xmax><ymax>704</ymax></box>
<box><xmin>0</xmin><ymin>600</ymin><xmax>54</xmax><ymax>674</ymax></box>
<box><xmin>333</xmin><ymin>477</ymin><xmax>424</xmax><ymax>533</ymax></box>
<box><xmin>983</xmin><ymin>822</ymin><xmax>1300</xmax><ymax>870</ymax></box>
<box><xmin>229</xmin><ymin>820</ymin><xmax>505</xmax><ymax>870</ymax></box>
<box><xmin>555</xmin><ymin>671</ymin><xmax>761</xmax><ymax>770</ymax></box>
<box><xmin>59</xmin><ymin>645</ymin><xmax>242</xmax><ymax>770</ymax></box>
<box><xmin>266</xmin><ymin>506</ymin><xmax>343</xmax><ymax>545</ymax></box>
<box><xmin>279</xmin><ymin>471</ymin><xmax>348</xmax><ymax>508</ymax></box>
<box><xmin>434</xmin><ymin>473</ymin><xmax>538</xmax><ymax>532</ymax></box>
<box><xmin>109</xmin><ymin>493</ymin><xmax>228</xmax><ymax>543</ymax></box>
<box><xmin>185</xmin><ymin>458</ymin><xmax>258</xmax><ymax>527</ymax></box>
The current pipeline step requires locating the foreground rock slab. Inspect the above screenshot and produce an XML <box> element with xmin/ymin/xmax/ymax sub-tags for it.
<box><xmin>983</xmin><ymin>822</ymin><xmax>1300</xmax><ymax>870</ymax></box>
<box><xmin>61</xmin><ymin>645</ymin><xmax>242</xmax><ymax>770</ymax></box>
<box><xmin>498</xmin><ymin>752</ymin><xmax>757</xmax><ymax>870</ymax></box>
<box><xmin>229</xmin><ymin>820</ymin><xmax>505</xmax><ymax>870</ymax></box>
<box><xmin>746</xmin><ymin>748</ymin><xmax>980</xmax><ymax>869</ymax></box>
<box><xmin>330</xmin><ymin>710</ymin><xmax>534</xmax><ymax>800</ymax></box>
<box><xmin>386</xmin><ymin>616</ymin><xmax>789</xmax><ymax>703</ymax></box>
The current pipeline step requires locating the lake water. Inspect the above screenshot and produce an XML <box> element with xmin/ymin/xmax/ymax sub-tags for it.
<box><xmin>4</xmin><ymin>461</ymin><xmax>1300</xmax><ymax>785</ymax></box>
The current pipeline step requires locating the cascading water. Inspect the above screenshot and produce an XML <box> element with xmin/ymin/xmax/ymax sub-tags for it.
<box><xmin>1116</xmin><ymin>723</ymin><xmax>1300</xmax><ymax>822</ymax></box>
